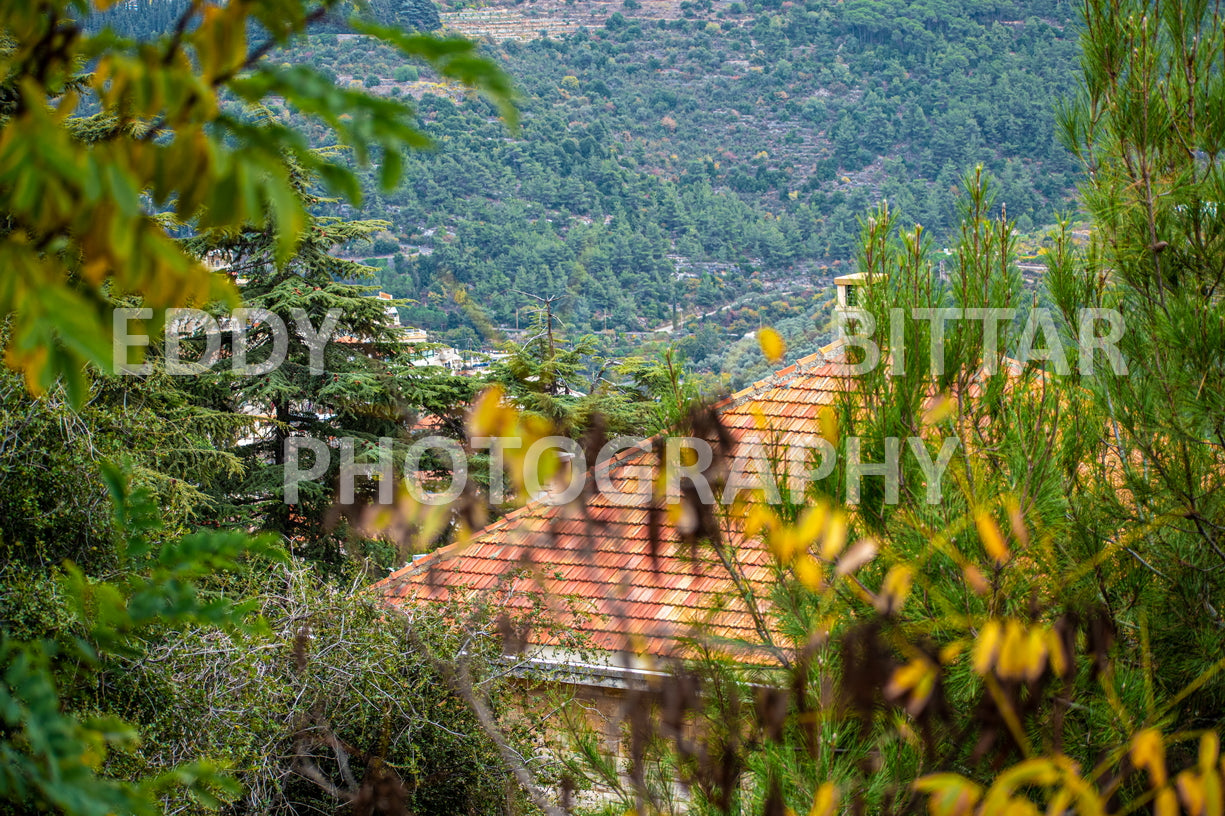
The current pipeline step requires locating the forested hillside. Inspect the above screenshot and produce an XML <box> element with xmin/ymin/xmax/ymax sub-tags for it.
<box><xmin>264</xmin><ymin>0</ymin><xmax>1083</xmax><ymax>385</ymax></box>
<box><xmin>85</xmin><ymin>0</ymin><xmax>1085</xmax><ymax>388</ymax></box>
<box><xmin>87</xmin><ymin>0</ymin><xmax>443</xmax><ymax>35</ymax></box>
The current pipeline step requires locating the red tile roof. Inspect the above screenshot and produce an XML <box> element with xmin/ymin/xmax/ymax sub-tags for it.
<box><xmin>375</xmin><ymin>346</ymin><xmax>857</xmax><ymax>659</ymax></box>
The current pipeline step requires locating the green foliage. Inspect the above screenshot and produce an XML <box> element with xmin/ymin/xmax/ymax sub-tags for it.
<box><xmin>0</xmin><ymin>0</ymin><xmax>513</xmax><ymax>400</ymax></box>
<box><xmin>0</xmin><ymin>2</ymin><xmax>528</xmax><ymax>813</ymax></box>
<box><xmin>168</xmin><ymin>166</ymin><xmax>493</xmax><ymax>566</ymax></box>
<box><xmin>0</xmin><ymin>355</ymin><xmax>247</xmax><ymax>568</ymax></box>
<box><xmin>110</xmin><ymin>565</ymin><xmax>528</xmax><ymax>815</ymax></box>
<box><xmin>0</xmin><ymin>466</ymin><xmax>281</xmax><ymax>815</ymax></box>
<box><xmin>85</xmin><ymin>0</ymin><xmax>445</xmax><ymax>37</ymax></box>
<box><xmin>493</xmin><ymin>298</ymin><xmax>702</xmax><ymax>436</ymax></box>
<box><xmin>1053</xmin><ymin>0</ymin><xmax>1225</xmax><ymax>712</ymax></box>
<box><xmin>394</xmin><ymin>64</ymin><xmax>421</xmax><ymax>82</ymax></box>
<box><xmin>273</xmin><ymin>2</ymin><xmax>1081</xmax><ymax>379</ymax></box>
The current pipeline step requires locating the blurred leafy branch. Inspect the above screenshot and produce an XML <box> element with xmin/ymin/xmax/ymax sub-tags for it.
<box><xmin>0</xmin><ymin>0</ymin><xmax>514</xmax><ymax>402</ymax></box>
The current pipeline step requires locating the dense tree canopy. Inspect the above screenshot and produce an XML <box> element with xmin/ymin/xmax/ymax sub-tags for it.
<box><xmin>0</xmin><ymin>1</ymin><xmax>525</xmax><ymax>813</ymax></box>
<box><xmin>268</xmin><ymin>0</ymin><xmax>1084</xmax><ymax>386</ymax></box>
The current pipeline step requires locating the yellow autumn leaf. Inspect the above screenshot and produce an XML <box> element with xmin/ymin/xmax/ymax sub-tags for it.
<box><xmin>1046</xmin><ymin>789</ymin><xmax>1073</xmax><ymax>816</ymax></box>
<box><xmin>470</xmin><ymin>384</ymin><xmax>512</xmax><ymax>437</ymax></box>
<box><xmin>885</xmin><ymin>656</ymin><xmax>937</xmax><ymax>716</ymax></box>
<box><xmin>1177</xmin><ymin>770</ymin><xmax>1205</xmax><ymax>816</ymax></box>
<box><xmin>939</xmin><ymin>641</ymin><xmax>965</xmax><ymax>665</ymax></box>
<box><xmin>1022</xmin><ymin>626</ymin><xmax>1048</xmax><ymax>682</ymax></box>
<box><xmin>998</xmin><ymin>798</ymin><xmax>1041</xmax><ymax>816</ymax></box>
<box><xmin>794</xmin><ymin>554</ymin><xmax>823</xmax><ymax>590</ymax></box>
<box><xmin>1157</xmin><ymin>788</ymin><xmax>1180</xmax><ymax>816</ymax></box>
<box><xmin>795</xmin><ymin>503</ymin><xmax>827</xmax><ymax>549</ymax></box>
<box><xmin>1201</xmin><ymin>732</ymin><xmax>1220</xmax><ymax>773</ymax></box>
<box><xmin>913</xmin><ymin>773</ymin><xmax>982</xmax><ymax>816</ymax></box>
<box><xmin>818</xmin><ymin>405</ymin><xmax>839</xmax><ymax>446</ymax></box>
<box><xmin>976</xmin><ymin>509</ymin><xmax>1010</xmax><ymax>566</ymax></box>
<box><xmin>759</xmin><ymin>326</ymin><xmax>786</xmax><ymax>363</ymax></box>
<box><xmin>750</xmin><ymin>404</ymin><xmax>771</xmax><ymax>431</ymax></box>
<box><xmin>1046</xmin><ymin>628</ymin><xmax>1069</xmax><ymax>677</ymax></box>
<box><xmin>983</xmin><ymin>759</ymin><xmax>1061</xmax><ymax>813</ymax></box>
<box><xmin>877</xmin><ymin>564</ymin><xmax>914</xmax><ymax>614</ymax></box>
<box><xmin>1192</xmin><ymin>736</ymin><xmax>1225</xmax><ymax>816</ymax></box>
<box><xmin>745</xmin><ymin>504</ymin><xmax>777</xmax><ymax>538</ymax></box>
<box><xmin>923</xmin><ymin>392</ymin><xmax>957</xmax><ymax>425</ymax></box>
<box><xmin>1204</xmin><ymin>769</ymin><xmax>1224</xmax><ymax>816</ymax></box>
<box><xmin>996</xmin><ymin>619</ymin><xmax>1033</xmax><ymax>680</ymax></box>
<box><xmin>821</xmin><ymin>509</ymin><xmax>847</xmax><ymax>560</ymax></box>
<box><xmin>809</xmin><ymin>782</ymin><xmax>839</xmax><ymax>816</ymax></box>
<box><xmin>1132</xmin><ymin>729</ymin><xmax>1167</xmax><ymax>787</ymax></box>
<box><xmin>972</xmin><ymin>619</ymin><xmax>1003</xmax><ymax>675</ymax></box>
<box><xmin>771</xmin><ymin>527</ymin><xmax>798</xmax><ymax>564</ymax></box>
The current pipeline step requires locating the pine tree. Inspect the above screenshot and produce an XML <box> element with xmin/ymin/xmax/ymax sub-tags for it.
<box><xmin>180</xmin><ymin>164</ymin><xmax>474</xmax><ymax>567</ymax></box>
<box><xmin>495</xmin><ymin>292</ymin><xmax>598</xmax><ymax>431</ymax></box>
<box><xmin>1052</xmin><ymin>0</ymin><xmax>1225</xmax><ymax>711</ymax></box>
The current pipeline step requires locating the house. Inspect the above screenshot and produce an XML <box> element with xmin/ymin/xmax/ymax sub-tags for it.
<box><xmin>373</xmin><ymin>341</ymin><xmax>861</xmax><ymax>770</ymax></box>
<box><xmin>375</xmin><ymin>340</ymin><xmax>863</xmax><ymax>668</ymax></box>
<box><xmin>367</xmin><ymin>274</ymin><xmax>924</xmax><ymax>790</ymax></box>
<box><xmin>375</xmin><ymin>275</ymin><xmax>874</xmax><ymax>675</ymax></box>
<box><xmin>370</xmin><ymin>270</ymin><xmax>1061</xmax><ymax>796</ymax></box>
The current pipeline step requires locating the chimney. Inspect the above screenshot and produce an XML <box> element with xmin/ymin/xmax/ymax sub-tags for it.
<box><xmin>832</xmin><ymin>272</ymin><xmax>870</xmax><ymax>343</ymax></box>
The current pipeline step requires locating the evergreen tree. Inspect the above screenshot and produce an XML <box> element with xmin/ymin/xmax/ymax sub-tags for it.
<box><xmin>0</xmin><ymin>1</ymin><xmax>516</xmax><ymax>808</ymax></box>
<box><xmin>1052</xmin><ymin>0</ymin><xmax>1225</xmax><ymax>711</ymax></box>
<box><xmin>180</xmin><ymin>167</ymin><xmax>474</xmax><ymax>566</ymax></box>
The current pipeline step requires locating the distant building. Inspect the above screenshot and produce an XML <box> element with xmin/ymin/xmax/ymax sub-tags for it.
<box><xmin>411</xmin><ymin>345</ymin><xmax>508</xmax><ymax>374</ymax></box>
<box><xmin>336</xmin><ymin>292</ymin><xmax>430</xmax><ymax>346</ymax></box>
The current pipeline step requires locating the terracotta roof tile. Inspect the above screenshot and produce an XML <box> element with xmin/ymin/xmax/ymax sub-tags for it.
<box><xmin>374</xmin><ymin>341</ymin><xmax>856</xmax><ymax>657</ymax></box>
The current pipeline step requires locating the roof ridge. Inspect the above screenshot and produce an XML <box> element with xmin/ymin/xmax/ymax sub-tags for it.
<box><xmin>726</xmin><ymin>340</ymin><xmax>844</xmax><ymax>407</ymax></box>
<box><xmin>374</xmin><ymin>338</ymin><xmax>860</xmax><ymax>594</ymax></box>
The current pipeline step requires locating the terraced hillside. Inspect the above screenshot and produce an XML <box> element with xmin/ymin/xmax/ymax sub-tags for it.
<box><xmin>440</xmin><ymin>7</ymin><xmax>580</xmax><ymax>40</ymax></box>
<box><xmin>285</xmin><ymin>0</ymin><xmax>1082</xmax><ymax>387</ymax></box>
<box><xmin>442</xmin><ymin>0</ymin><xmax>736</xmax><ymax>25</ymax></box>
